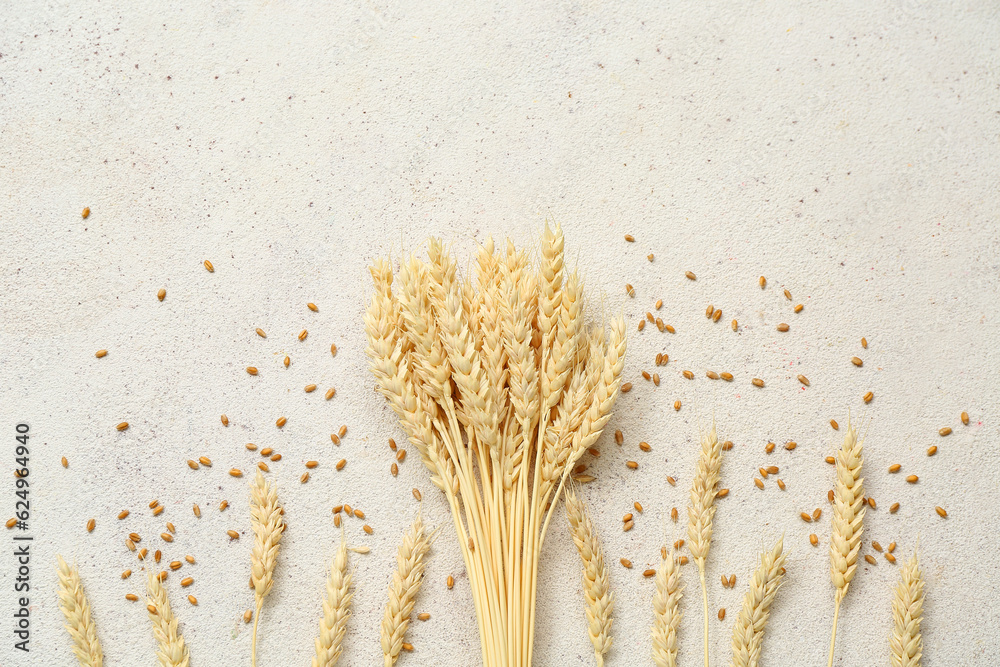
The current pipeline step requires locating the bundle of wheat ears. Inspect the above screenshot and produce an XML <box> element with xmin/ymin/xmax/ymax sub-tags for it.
<box><xmin>365</xmin><ymin>224</ymin><xmax>627</xmax><ymax>665</ymax></box>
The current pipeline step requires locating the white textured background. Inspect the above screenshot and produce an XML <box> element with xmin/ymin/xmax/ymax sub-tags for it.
<box><xmin>1</xmin><ymin>1</ymin><xmax>999</xmax><ymax>665</ymax></box>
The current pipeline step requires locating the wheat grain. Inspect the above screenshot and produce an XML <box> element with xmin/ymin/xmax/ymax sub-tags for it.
<box><xmin>729</xmin><ymin>537</ymin><xmax>786</xmax><ymax>667</ymax></box>
<box><xmin>250</xmin><ymin>470</ymin><xmax>284</xmax><ymax>667</ymax></box>
<box><xmin>688</xmin><ymin>425</ymin><xmax>722</xmax><ymax>667</ymax></box>
<box><xmin>145</xmin><ymin>568</ymin><xmax>189</xmax><ymax>667</ymax></box>
<box><xmin>828</xmin><ymin>422</ymin><xmax>865</xmax><ymax>667</ymax></box>
<box><xmin>312</xmin><ymin>530</ymin><xmax>353</xmax><ymax>667</ymax></box>
<box><xmin>380</xmin><ymin>515</ymin><xmax>430</xmax><ymax>667</ymax></box>
<box><xmin>56</xmin><ymin>556</ymin><xmax>103</xmax><ymax>667</ymax></box>
<box><xmin>651</xmin><ymin>549</ymin><xmax>682</xmax><ymax>667</ymax></box>
<box><xmin>565</xmin><ymin>488</ymin><xmax>614</xmax><ymax>666</ymax></box>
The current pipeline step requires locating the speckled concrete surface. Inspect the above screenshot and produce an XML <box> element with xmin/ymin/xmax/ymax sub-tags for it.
<box><xmin>1</xmin><ymin>1</ymin><xmax>998</xmax><ymax>665</ymax></box>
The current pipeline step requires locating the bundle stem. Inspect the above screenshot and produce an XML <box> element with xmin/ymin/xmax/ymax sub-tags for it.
<box><xmin>442</xmin><ymin>474</ymin><xmax>491</xmax><ymax>664</ymax></box>
<box><xmin>828</xmin><ymin>596</ymin><xmax>841</xmax><ymax>667</ymax></box>
<box><xmin>524</xmin><ymin>418</ymin><xmax>548</xmax><ymax>666</ymax></box>
<box><xmin>252</xmin><ymin>600</ymin><xmax>262</xmax><ymax>667</ymax></box>
<box><xmin>699</xmin><ymin>558</ymin><xmax>709</xmax><ymax>667</ymax></box>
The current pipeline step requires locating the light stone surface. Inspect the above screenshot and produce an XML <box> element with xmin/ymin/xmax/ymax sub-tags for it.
<box><xmin>1</xmin><ymin>1</ymin><xmax>998</xmax><ymax>665</ymax></box>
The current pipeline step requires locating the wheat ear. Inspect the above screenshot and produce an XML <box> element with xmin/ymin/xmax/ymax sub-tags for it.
<box><xmin>687</xmin><ymin>425</ymin><xmax>722</xmax><ymax>667</ymax></box>
<box><xmin>729</xmin><ymin>536</ymin><xmax>786</xmax><ymax>667</ymax></box>
<box><xmin>312</xmin><ymin>529</ymin><xmax>354</xmax><ymax>667</ymax></box>
<box><xmin>250</xmin><ymin>470</ymin><xmax>284</xmax><ymax>667</ymax></box>
<box><xmin>380</xmin><ymin>515</ymin><xmax>431</xmax><ymax>667</ymax></box>
<box><xmin>565</xmin><ymin>488</ymin><xmax>614</xmax><ymax>666</ymax></box>
<box><xmin>56</xmin><ymin>556</ymin><xmax>103</xmax><ymax>667</ymax></box>
<box><xmin>145</xmin><ymin>569</ymin><xmax>190</xmax><ymax>667</ymax></box>
<box><xmin>651</xmin><ymin>548</ymin><xmax>682</xmax><ymax>667</ymax></box>
<box><xmin>890</xmin><ymin>552</ymin><xmax>924</xmax><ymax>667</ymax></box>
<box><xmin>828</xmin><ymin>422</ymin><xmax>865</xmax><ymax>667</ymax></box>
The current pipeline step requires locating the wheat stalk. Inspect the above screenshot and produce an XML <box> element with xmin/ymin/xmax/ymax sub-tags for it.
<box><xmin>687</xmin><ymin>425</ymin><xmax>723</xmax><ymax>667</ymax></box>
<box><xmin>729</xmin><ymin>537</ymin><xmax>786</xmax><ymax>667</ymax></box>
<box><xmin>651</xmin><ymin>548</ymin><xmax>682</xmax><ymax>667</ymax></box>
<box><xmin>565</xmin><ymin>488</ymin><xmax>614</xmax><ymax>666</ymax></box>
<box><xmin>250</xmin><ymin>470</ymin><xmax>284</xmax><ymax>667</ymax></box>
<box><xmin>380</xmin><ymin>515</ymin><xmax>431</xmax><ymax>667</ymax></box>
<box><xmin>145</xmin><ymin>569</ymin><xmax>189</xmax><ymax>667</ymax></box>
<box><xmin>55</xmin><ymin>556</ymin><xmax>103</xmax><ymax>667</ymax></box>
<box><xmin>828</xmin><ymin>422</ymin><xmax>865</xmax><ymax>667</ymax></box>
<box><xmin>890</xmin><ymin>552</ymin><xmax>924</xmax><ymax>667</ymax></box>
<box><xmin>312</xmin><ymin>529</ymin><xmax>354</xmax><ymax>667</ymax></box>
